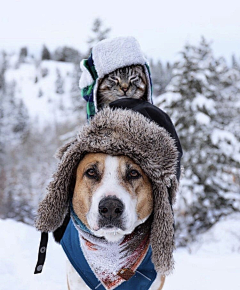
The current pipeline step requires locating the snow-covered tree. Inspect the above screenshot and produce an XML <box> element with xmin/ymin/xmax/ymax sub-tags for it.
<box><xmin>86</xmin><ymin>18</ymin><xmax>111</xmax><ymax>57</ymax></box>
<box><xmin>150</xmin><ymin>59</ymin><xmax>173</xmax><ymax>96</ymax></box>
<box><xmin>55</xmin><ymin>68</ymin><xmax>64</xmax><ymax>94</ymax></box>
<box><xmin>0</xmin><ymin>48</ymin><xmax>86</xmax><ymax>224</ymax></box>
<box><xmin>19</xmin><ymin>47</ymin><xmax>28</xmax><ymax>63</ymax></box>
<box><xmin>70</xmin><ymin>64</ymin><xmax>85</xmax><ymax>116</ymax></box>
<box><xmin>0</xmin><ymin>51</ymin><xmax>7</xmax><ymax>174</ymax></box>
<box><xmin>0</xmin><ymin>77</ymin><xmax>30</xmax><ymax>222</ymax></box>
<box><xmin>53</xmin><ymin>46</ymin><xmax>82</xmax><ymax>64</ymax></box>
<box><xmin>0</xmin><ymin>51</ymin><xmax>7</xmax><ymax>92</ymax></box>
<box><xmin>215</xmin><ymin>60</ymin><xmax>240</xmax><ymax>139</ymax></box>
<box><xmin>231</xmin><ymin>54</ymin><xmax>240</xmax><ymax>70</ymax></box>
<box><xmin>1</xmin><ymin>81</ymin><xmax>29</xmax><ymax>143</ymax></box>
<box><xmin>41</xmin><ymin>45</ymin><xmax>51</xmax><ymax>60</ymax></box>
<box><xmin>156</xmin><ymin>38</ymin><xmax>240</xmax><ymax>245</ymax></box>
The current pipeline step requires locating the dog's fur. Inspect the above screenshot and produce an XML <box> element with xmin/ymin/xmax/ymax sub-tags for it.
<box><xmin>35</xmin><ymin>107</ymin><xmax>179</xmax><ymax>287</ymax></box>
<box><xmin>68</xmin><ymin>153</ymin><xmax>165</xmax><ymax>290</ymax></box>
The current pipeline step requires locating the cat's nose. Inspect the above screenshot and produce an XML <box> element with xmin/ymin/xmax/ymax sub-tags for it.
<box><xmin>121</xmin><ymin>86</ymin><xmax>129</xmax><ymax>92</ymax></box>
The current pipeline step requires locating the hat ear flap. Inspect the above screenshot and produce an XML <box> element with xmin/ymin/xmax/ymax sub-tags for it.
<box><xmin>35</xmin><ymin>142</ymin><xmax>80</xmax><ymax>233</ymax></box>
<box><xmin>79</xmin><ymin>59</ymin><xmax>94</xmax><ymax>89</ymax></box>
<box><xmin>150</xmin><ymin>177</ymin><xmax>178</xmax><ymax>275</ymax></box>
<box><xmin>35</xmin><ymin>180</ymin><xmax>69</xmax><ymax>232</ymax></box>
<box><xmin>54</xmin><ymin>138</ymin><xmax>78</xmax><ymax>159</ymax></box>
<box><xmin>168</xmin><ymin>175</ymin><xmax>178</xmax><ymax>205</ymax></box>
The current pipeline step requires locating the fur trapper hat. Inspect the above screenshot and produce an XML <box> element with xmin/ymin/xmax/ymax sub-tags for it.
<box><xmin>79</xmin><ymin>36</ymin><xmax>153</xmax><ymax>119</ymax></box>
<box><xmin>35</xmin><ymin>107</ymin><xmax>179</xmax><ymax>275</ymax></box>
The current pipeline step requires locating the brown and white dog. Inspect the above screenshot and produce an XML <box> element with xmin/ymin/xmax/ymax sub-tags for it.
<box><xmin>67</xmin><ymin>153</ymin><xmax>165</xmax><ymax>290</ymax></box>
<box><xmin>35</xmin><ymin>107</ymin><xmax>179</xmax><ymax>289</ymax></box>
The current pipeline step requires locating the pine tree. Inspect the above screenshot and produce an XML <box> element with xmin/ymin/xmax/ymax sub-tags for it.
<box><xmin>38</xmin><ymin>88</ymin><xmax>43</xmax><ymax>98</ymax></box>
<box><xmin>231</xmin><ymin>54</ymin><xmax>239</xmax><ymax>70</ymax></box>
<box><xmin>0</xmin><ymin>77</ymin><xmax>30</xmax><ymax>222</ymax></box>
<box><xmin>156</xmin><ymin>37</ymin><xmax>240</xmax><ymax>245</ymax></box>
<box><xmin>0</xmin><ymin>51</ymin><xmax>7</xmax><ymax>202</ymax></box>
<box><xmin>41</xmin><ymin>45</ymin><xmax>51</xmax><ymax>60</ymax></box>
<box><xmin>0</xmin><ymin>51</ymin><xmax>7</xmax><ymax>92</ymax></box>
<box><xmin>55</xmin><ymin>68</ymin><xmax>64</xmax><ymax>94</ymax></box>
<box><xmin>53</xmin><ymin>46</ymin><xmax>81</xmax><ymax>63</ymax></box>
<box><xmin>70</xmin><ymin>64</ymin><xmax>84</xmax><ymax>114</ymax></box>
<box><xmin>150</xmin><ymin>59</ymin><xmax>173</xmax><ymax>96</ymax></box>
<box><xmin>19</xmin><ymin>47</ymin><xmax>28</xmax><ymax>63</ymax></box>
<box><xmin>86</xmin><ymin>18</ymin><xmax>111</xmax><ymax>57</ymax></box>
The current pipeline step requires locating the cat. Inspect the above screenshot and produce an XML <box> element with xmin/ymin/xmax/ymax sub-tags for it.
<box><xmin>97</xmin><ymin>65</ymin><xmax>148</xmax><ymax>109</ymax></box>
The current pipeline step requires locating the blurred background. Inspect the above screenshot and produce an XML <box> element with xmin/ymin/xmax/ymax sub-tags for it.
<box><xmin>0</xmin><ymin>1</ymin><xmax>240</xmax><ymax>288</ymax></box>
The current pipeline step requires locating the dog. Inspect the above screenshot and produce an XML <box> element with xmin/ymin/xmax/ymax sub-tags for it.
<box><xmin>66</xmin><ymin>152</ymin><xmax>165</xmax><ymax>290</ymax></box>
<box><xmin>35</xmin><ymin>107</ymin><xmax>179</xmax><ymax>289</ymax></box>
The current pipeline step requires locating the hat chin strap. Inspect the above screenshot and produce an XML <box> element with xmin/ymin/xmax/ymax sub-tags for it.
<box><xmin>159</xmin><ymin>275</ymin><xmax>166</xmax><ymax>290</ymax></box>
<box><xmin>34</xmin><ymin>232</ymin><xmax>48</xmax><ymax>274</ymax></box>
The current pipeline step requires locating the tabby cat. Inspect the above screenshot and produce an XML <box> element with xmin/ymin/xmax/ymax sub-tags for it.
<box><xmin>97</xmin><ymin>65</ymin><xmax>148</xmax><ymax>109</ymax></box>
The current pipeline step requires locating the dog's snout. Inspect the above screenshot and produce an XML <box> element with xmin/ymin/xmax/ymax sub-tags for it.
<box><xmin>99</xmin><ymin>197</ymin><xmax>124</xmax><ymax>220</ymax></box>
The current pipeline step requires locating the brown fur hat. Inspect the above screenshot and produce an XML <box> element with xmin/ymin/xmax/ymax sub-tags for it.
<box><xmin>35</xmin><ymin>107</ymin><xmax>179</xmax><ymax>275</ymax></box>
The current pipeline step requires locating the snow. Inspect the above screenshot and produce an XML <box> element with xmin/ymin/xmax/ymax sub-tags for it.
<box><xmin>191</xmin><ymin>93</ymin><xmax>216</xmax><ymax>113</ymax></box>
<box><xmin>79</xmin><ymin>226</ymin><xmax>124</xmax><ymax>288</ymax></box>
<box><xmin>188</xmin><ymin>213</ymin><xmax>240</xmax><ymax>254</ymax></box>
<box><xmin>211</xmin><ymin>129</ymin><xmax>238</xmax><ymax>146</ymax></box>
<box><xmin>5</xmin><ymin>60</ymin><xmax>78</xmax><ymax>130</ymax></box>
<box><xmin>165</xmin><ymin>251</ymin><xmax>240</xmax><ymax>290</ymax></box>
<box><xmin>0</xmin><ymin>219</ymin><xmax>67</xmax><ymax>290</ymax></box>
<box><xmin>154</xmin><ymin>91</ymin><xmax>182</xmax><ymax>108</ymax></box>
<box><xmin>211</xmin><ymin>129</ymin><xmax>240</xmax><ymax>161</ymax></box>
<box><xmin>189</xmin><ymin>71</ymin><xmax>209</xmax><ymax>86</ymax></box>
<box><xmin>165</xmin><ymin>213</ymin><xmax>240</xmax><ymax>290</ymax></box>
<box><xmin>195</xmin><ymin>112</ymin><xmax>211</xmax><ymax>125</ymax></box>
<box><xmin>1</xmin><ymin>215</ymin><xmax>240</xmax><ymax>290</ymax></box>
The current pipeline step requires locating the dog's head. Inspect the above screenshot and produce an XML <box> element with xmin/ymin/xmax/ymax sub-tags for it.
<box><xmin>72</xmin><ymin>153</ymin><xmax>153</xmax><ymax>242</ymax></box>
<box><xmin>35</xmin><ymin>107</ymin><xmax>179</xmax><ymax>275</ymax></box>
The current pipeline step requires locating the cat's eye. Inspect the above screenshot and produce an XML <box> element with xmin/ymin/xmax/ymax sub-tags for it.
<box><xmin>129</xmin><ymin>76</ymin><xmax>139</xmax><ymax>83</ymax></box>
<box><xmin>109</xmin><ymin>76</ymin><xmax>119</xmax><ymax>83</ymax></box>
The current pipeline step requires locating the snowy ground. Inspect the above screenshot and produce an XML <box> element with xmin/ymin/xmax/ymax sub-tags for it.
<box><xmin>1</xmin><ymin>214</ymin><xmax>240</xmax><ymax>290</ymax></box>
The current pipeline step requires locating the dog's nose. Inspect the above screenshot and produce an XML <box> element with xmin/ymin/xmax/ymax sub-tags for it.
<box><xmin>99</xmin><ymin>197</ymin><xmax>124</xmax><ymax>220</ymax></box>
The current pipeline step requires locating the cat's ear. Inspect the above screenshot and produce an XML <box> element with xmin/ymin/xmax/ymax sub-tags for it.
<box><xmin>79</xmin><ymin>60</ymin><xmax>94</xmax><ymax>89</ymax></box>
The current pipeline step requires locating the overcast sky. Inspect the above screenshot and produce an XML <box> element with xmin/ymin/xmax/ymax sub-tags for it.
<box><xmin>1</xmin><ymin>0</ymin><xmax>240</xmax><ymax>62</ymax></box>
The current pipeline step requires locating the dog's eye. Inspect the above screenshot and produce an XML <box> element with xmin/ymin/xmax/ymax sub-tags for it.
<box><xmin>85</xmin><ymin>168</ymin><xmax>98</xmax><ymax>179</ymax></box>
<box><xmin>127</xmin><ymin>169</ymin><xmax>141</xmax><ymax>180</ymax></box>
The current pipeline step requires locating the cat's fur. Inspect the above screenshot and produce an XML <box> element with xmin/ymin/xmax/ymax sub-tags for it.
<box><xmin>97</xmin><ymin>65</ymin><xmax>148</xmax><ymax>109</ymax></box>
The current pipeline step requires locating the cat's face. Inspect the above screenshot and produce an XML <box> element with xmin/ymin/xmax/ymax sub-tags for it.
<box><xmin>97</xmin><ymin>65</ymin><xmax>147</xmax><ymax>109</ymax></box>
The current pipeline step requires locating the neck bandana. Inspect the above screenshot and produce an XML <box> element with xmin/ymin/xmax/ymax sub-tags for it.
<box><xmin>61</xmin><ymin>204</ymin><xmax>156</xmax><ymax>289</ymax></box>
